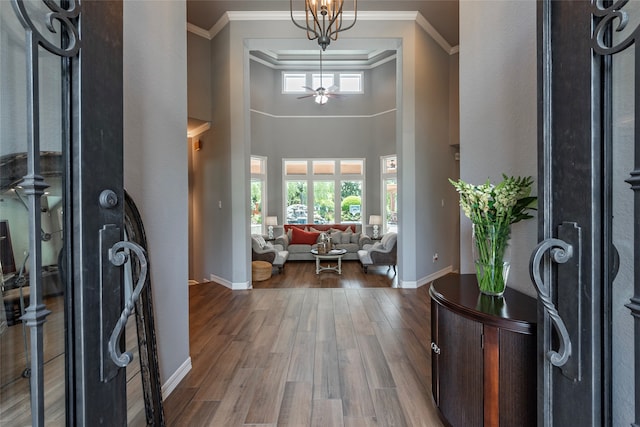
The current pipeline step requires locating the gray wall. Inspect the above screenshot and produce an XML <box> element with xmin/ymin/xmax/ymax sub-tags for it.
<box><xmin>459</xmin><ymin>1</ymin><xmax>538</xmax><ymax>296</ymax></box>
<box><xmin>123</xmin><ymin>0</ymin><xmax>190</xmax><ymax>389</ymax></box>
<box><xmin>412</xmin><ymin>24</ymin><xmax>457</xmax><ymax>283</ymax></box>
<box><xmin>249</xmin><ymin>58</ymin><xmax>397</xmax><ymax>223</ymax></box>
<box><xmin>188</xmin><ymin>32</ymin><xmax>212</xmax><ymax>121</ymax></box>
<box><xmin>188</xmin><ymin>18</ymin><xmax>459</xmax><ymax>288</ymax></box>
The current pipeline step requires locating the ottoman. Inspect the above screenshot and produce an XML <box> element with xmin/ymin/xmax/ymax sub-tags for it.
<box><xmin>252</xmin><ymin>260</ymin><xmax>272</xmax><ymax>281</ymax></box>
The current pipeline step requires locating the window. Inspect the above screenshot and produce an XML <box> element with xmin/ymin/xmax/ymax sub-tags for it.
<box><xmin>284</xmin><ymin>159</ymin><xmax>365</xmax><ymax>225</ymax></box>
<box><xmin>283</xmin><ymin>73</ymin><xmax>307</xmax><ymax>93</ymax></box>
<box><xmin>282</xmin><ymin>72</ymin><xmax>363</xmax><ymax>94</ymax></box>
<box><xmin>312</xmin><ymin>73</ymin><xmax>334</xmax><ymax>89</ymax></box>
<box><xmin>381</xmin><ymin>155</ymin><xmax>398</xmax><ymax>233</ymax></box>
<box><xmin>251</xmin><ymin>156</ymin><xmax>267</xmax><ymax>234</ymax></box>
<box><xmin>339</xmin><ymin>73</ymin><xmax>363</xmax><ymax>93</ymax></box>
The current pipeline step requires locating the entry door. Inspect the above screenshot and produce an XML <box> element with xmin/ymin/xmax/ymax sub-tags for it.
<box><xmin>535</xmin><ymin>2</ymin><xmax>638</xmax><ymax>426</ymax></box>
<box><xmin>0</xmin><ymin>1</ymin><xmax>127</xmax><ymax>425</ymax></box>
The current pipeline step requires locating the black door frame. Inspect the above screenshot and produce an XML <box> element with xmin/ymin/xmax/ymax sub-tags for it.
<box><xmin>537</xmin><ymin>2</ymin><xmax>639</xmax><ymax>426</ymax></box>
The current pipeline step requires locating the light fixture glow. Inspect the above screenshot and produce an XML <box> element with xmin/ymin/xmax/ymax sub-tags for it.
<box><xmin>265</xmin><ymin>216</ymin><xmax>278</xmax><ymax>239</ymax></box>
<box><xmin>369</xmin><ymin>215</ymin><xmax>382</xmax><ymax>239</ymax></box>
<box><xmin>290</xmin><ymin>0</ymin><xmax>357</xmax><ymax>51</ymax></box>
<box><xmin>315</xmin><ymin>93</ymin><xmax>329</xmax><ymax>104</ymax></box>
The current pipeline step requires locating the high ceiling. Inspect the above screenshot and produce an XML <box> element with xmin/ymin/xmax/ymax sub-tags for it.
<box><xmin>186</xmin><ymin>0</ymin><xmax>459</xmax><ymax>47</ymax></box>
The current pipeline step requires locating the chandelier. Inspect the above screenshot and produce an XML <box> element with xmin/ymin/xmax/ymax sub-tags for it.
<box><xmin>290</xmin><ymin>0</ymin><xmax>358</xmax><ymax>51</ymax></box>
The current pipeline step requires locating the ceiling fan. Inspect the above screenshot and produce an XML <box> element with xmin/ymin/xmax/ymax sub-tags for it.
<box><xmin>297</xmin><ymin>49</ymin><xmax>343</xmax><ymax>105</ymax></box>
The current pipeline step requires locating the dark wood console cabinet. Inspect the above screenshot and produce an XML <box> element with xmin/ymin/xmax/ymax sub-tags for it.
<box><xmin>429</xmin><ymin>274</ymin><xmax>537</xmax><ymax>427</ymax></box>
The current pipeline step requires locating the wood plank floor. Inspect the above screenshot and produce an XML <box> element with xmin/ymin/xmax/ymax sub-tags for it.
<box><xmin>164</xmin><ymin>261</ymin><xmax>444</xmax><ymax>426</ymax></box>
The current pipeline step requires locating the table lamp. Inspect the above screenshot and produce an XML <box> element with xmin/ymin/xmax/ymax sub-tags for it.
<box><xmin>265</xmin><ymin>216</ymin><xmax>278</xmax><ymax>239</ymax></box>
<box><xmin>369</xmin><ymin>215</ymin><xmax>382</xmax><ymax>239</ymax></box>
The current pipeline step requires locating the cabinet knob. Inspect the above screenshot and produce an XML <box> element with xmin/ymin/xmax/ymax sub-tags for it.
<box><xmin>431</xmin><ymin>342</ymin><xmax>441</xmax><ymax>354</ymax></box>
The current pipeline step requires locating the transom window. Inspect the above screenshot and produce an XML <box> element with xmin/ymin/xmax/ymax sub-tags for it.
<box><xmin>283</xmin><ymin>159</ymin><xmax>365</xmax><ymax>225</ymax></box>
<box><xmin>282</xmin><ymin>72</ymin><xmax>363</xmax><ymax>94</ymax></box>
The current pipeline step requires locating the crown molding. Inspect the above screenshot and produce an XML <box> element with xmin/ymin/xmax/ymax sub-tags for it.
<box><xmin>186</xmin><ymin>22</ymin><xmax>212</xmax><ymax>40</ymax></box>
<box><xmin>187</xmin><ymin>11</ymin><xmax>458</xmax><ymax>55</ymax></box>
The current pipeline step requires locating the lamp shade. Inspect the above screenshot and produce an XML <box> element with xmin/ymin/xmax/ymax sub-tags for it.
<box><xmin>265</xmin><ymin>216</ymin><xmax>278</xmax><ymax>226</ymax></box>
<box><xmin>369</xmin><ymin>215</ymin><xmax>382</xmax><ymax>225</ymax></box>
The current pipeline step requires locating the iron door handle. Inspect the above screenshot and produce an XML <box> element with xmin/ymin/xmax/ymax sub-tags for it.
<box><xmin>530</xmin><ymin>237</ymin><xmax>573</xmax><ymax>367</ymax></box>
<box><xmin>107</xmin><ymin>240</ymin><xmax>148</xmax><ymax>367</ymax></box>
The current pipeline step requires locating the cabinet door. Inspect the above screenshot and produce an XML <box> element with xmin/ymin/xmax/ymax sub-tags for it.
<box><xmin>436</xmin><ymin>304</ymin><xmax>484</xmax><ymax>427</ymax></box>
<box><xmin>499</xmin><ymin>329</ymin><xmax>536</xmax><ymax>427</ymax></box>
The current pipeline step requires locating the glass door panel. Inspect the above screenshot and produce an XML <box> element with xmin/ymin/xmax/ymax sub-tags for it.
<box><xmin>610</xmin><ymin>4</ymin><xmax>638</xmax><ymax>424</ymax></box>
<box><xmin>1</xmin><ymin>0</ymin><xmax>66</xmax><ymax>422</ymax></box>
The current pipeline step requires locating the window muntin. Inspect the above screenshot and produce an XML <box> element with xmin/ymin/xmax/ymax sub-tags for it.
<box><xmin>284</xmin><ymin>159</ymin><xmax>365</xmax><ymax>224</ymax></box>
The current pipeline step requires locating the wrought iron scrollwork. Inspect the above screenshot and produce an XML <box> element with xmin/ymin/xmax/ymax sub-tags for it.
<box><xmin>11</xmin><ymin>0</ymin><xmax>81</xmax><ymax>57</ymax></box>
<box><xmin>592</xmin><ymin>0</ymin><xmax>638</xmax><ymax>55</ymax></box>
<box><xmin>108</xmin><ymin>241</ymin><xmax>148</xmax><ymax>368</ymax></box>
<box><xmin>530</xmin><ymin>238</ymin><xmax>574</xmax><ymax>367</ymax></box>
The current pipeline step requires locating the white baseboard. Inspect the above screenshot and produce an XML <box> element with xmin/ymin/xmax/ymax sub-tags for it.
<box><xmin>416</xmin><ymin>265</ymin><xmax>453</xmax><ymax>288</ymax></box>
<box><xmin>209</xmin><ymin>274</ymin><xmax>251</xmax><ymax>290</ymax></box>
<box><xmin>162</xmin><ymin>357</ymin><xmax>192</xmax><ymax>398</ymax></box>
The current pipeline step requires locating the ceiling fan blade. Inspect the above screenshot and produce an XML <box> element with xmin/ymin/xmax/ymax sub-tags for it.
<box><xmin>297</xmin><ymin>94</ymin><xmax>315</xmax><ymax>99</ymax></box>
<box><xmin>327</xmin><ymin>85</ymin><xmax>340</xmax><ymax>92</ymax></box>
<box><xmin>302</xmin><ymin>86</ymin><xmax>316</xmax><ymax>92</ymax></box>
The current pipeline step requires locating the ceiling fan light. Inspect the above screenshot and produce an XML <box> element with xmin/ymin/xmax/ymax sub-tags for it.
<box><xmin>315</xmin><ymin>94</ymin><xmax>329</xmax><ymax>104</ymax></box>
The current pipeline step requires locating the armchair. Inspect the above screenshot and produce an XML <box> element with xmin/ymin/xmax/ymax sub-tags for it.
<box><xmin>251</xmin><ymin>235</ymin><xmax>289</xmax><ymax>273</ymax></box>
<box><xmin>357</xmin><ymin>232</ymin><xmax>397</xmax><ymax>273</ymax></box>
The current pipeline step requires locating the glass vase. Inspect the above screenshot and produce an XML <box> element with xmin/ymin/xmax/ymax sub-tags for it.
<box><xmin>472</xmin><ymin>223</ymin><xmax>511</xmax><ymax>296</ymax></box>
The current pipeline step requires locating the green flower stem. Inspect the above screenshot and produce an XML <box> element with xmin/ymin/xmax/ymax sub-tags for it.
<box><xmin>473</xmin><ymin>222</ymin><xmax>510</xmax><ymax>295</ymax></box>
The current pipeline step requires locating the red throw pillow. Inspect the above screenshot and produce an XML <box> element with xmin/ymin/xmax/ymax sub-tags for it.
<box><xmin>291</xmin><ymin>227</ymin><xmax>320</xmax><ymax>245</ymax></box>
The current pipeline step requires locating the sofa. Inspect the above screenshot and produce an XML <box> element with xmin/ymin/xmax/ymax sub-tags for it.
<box><xmin>357</xmin><ymin>232</ymin><xmax>398</xmax><ymax>273</ymax></box>
<box><xmin>251</xmin><ymin>235</ymin><xmax>289</xmax><ymax>272</ymax></box>
<box><xmin>275</xmin><ymin>224</ymin><xmax>372</xmax><ymax>261</ymax></box>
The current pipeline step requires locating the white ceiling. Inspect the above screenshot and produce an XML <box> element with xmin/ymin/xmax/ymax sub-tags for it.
<box><xmin>186</xmin><ymin>0</ymin><xmax>459</xmax><ymax>66</ymax></box>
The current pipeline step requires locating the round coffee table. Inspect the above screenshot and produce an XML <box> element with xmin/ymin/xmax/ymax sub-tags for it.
<box><xmin>310</xmin><ymin>248</ymin><xmax>347</xmax><ymax>275</ymax></box>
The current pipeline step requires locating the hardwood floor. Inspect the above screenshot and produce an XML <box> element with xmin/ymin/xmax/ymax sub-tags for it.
<box><xmin>164</xmin><ymin>261</ymin><xmax>444</xmax><ymax>427</ymax></box>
